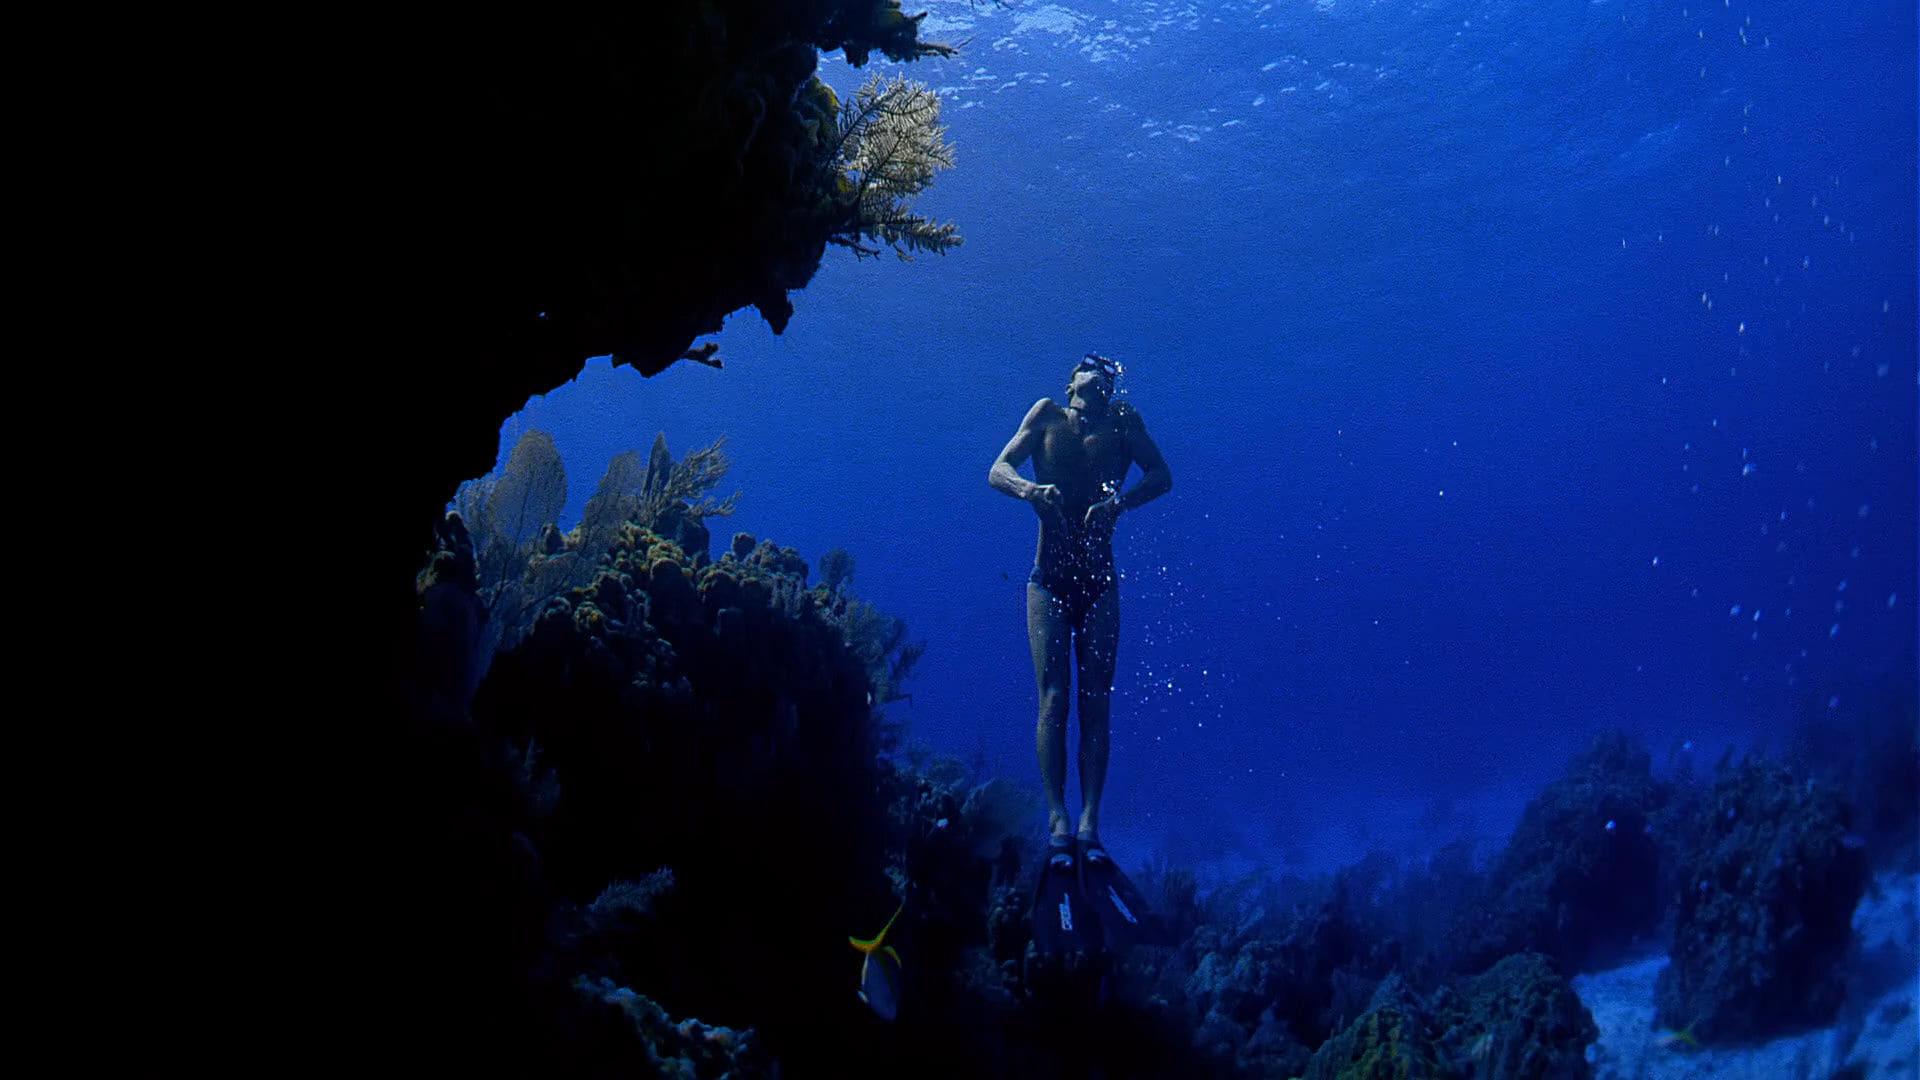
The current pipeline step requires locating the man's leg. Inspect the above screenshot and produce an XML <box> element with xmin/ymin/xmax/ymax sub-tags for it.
<box><xmin>1074</xmin><ymin>583</ymin><xmax>1120</xmax><ymax>844</ymax></box>
<box><xmin>1027</xmin><ymin>582</ymin><xmax>1074</xmax><ymax>840</ymax></box>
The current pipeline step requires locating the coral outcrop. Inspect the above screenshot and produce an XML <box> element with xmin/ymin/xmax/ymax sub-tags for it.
<box><xmin>1785</xmin><ymin>676</ymin><xmax>1920</xmax><ymax>870</ymax></box>
<box><xmin>1302</xmin><ymin>974</ymin><xmax>1449</xmax><ymax>1080</ymax></box>
<box><xmin>1655</xmin><ymin>756</ymin><xmax>1870</xmax><ymax>1042</ymax></box>
<box><xmin>1453</xmin><ymin>732</ymin><xmax>1670</xmax><ymax>975</ymax></box>
<box><xmin>1431</xmin><ymin>953</ymin><xmax>1597</xmax><ymax>1079</ymax></box>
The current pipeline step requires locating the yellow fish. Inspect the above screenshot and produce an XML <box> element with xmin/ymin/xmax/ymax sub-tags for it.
<box><xmin>849</xmin><ymin>901</ymin><xmax>905</xmax><ymax>1021</ymax></box>
<box><xmin>1655</xmin><ymin>1024</ymin><xmax>1700</xmax><ymax>1052</ymax></box>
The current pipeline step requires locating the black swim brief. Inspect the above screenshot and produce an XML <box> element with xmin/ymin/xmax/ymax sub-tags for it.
<box><xmin>1029</xmin><ymin>563</ymin><xmax>1116</xmax><ymax>631</ymax></box>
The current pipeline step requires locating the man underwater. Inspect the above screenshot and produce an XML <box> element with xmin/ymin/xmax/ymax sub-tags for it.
<box><xmin>990</xmin><ymin>352</ymin><xmax>1171</xmax><ymax>954</ymax></box>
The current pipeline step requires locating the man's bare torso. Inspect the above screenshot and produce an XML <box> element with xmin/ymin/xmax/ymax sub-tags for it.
<box><xmin>1030</xmin><ymin>399</ymin><xmax>1136</xmax><ymax>520</ymax></box>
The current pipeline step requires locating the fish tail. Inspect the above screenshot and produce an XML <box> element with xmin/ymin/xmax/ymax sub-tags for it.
<box><xmin>849</xmin><ymin>899</ymin><xmax>907</xmax><ymax>953</ymax></box>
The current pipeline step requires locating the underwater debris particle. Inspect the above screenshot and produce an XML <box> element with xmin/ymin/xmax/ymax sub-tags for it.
<box><xmin>1829</xmin><ymin>623</ymin><xmax>1840</xmax><ymax>638</ymax></box>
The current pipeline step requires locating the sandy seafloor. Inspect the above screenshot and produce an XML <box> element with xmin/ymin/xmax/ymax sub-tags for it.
<box><xmin>1573</xmin><ymin>870</ymin><xmax>1918</xmax><ymax>1080</ymax></box>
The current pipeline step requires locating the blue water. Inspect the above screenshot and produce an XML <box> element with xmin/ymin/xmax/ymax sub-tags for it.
<box><xmin>494</xmin><ymin>0</ymin><xmax>1914</xmax><ymax>878</ymax></box>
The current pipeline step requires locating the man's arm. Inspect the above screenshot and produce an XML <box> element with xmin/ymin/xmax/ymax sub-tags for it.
<box><xmin>989</xmin><ymin>398</ymin><xmax>1054</xmax><ymax>501</ymax></box>
<box><xmin>1114</xmin><ymin>404</ymin><xmax>1171</xmax><ymax>513</ymax></box>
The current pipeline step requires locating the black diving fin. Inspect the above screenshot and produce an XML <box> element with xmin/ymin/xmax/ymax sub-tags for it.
<box><xmin>1030</xmin><ymin>839</ymin><xmax>1103</xmax><ymax>959</ymax></box>
<box><xmin>1080</xmin><ymin>845</ymin><xmax>1172</xmax><ymax>951</ymax></box>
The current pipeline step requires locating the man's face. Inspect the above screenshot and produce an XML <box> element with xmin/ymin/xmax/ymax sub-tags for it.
<box><xmin>1068</xmin><ymin>360</ymin><xmax>1114</xmax><ymax>403</ymax></box>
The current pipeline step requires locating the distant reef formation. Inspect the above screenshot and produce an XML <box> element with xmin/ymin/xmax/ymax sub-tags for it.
<box><xmin>1450</xmin><ymin>732</ymin><xmax>1671</xmax><ymax>976</ymax></box>
<box><xmin>1655</xmin><ymin>757</ymin><xmax>1870</xmax><ymax>1041</ymax></box>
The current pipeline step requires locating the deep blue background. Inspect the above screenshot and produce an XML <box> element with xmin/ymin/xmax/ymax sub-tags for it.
<box><xmin>492</xmin><ymin>0</ymin><xmax>1915</xmax><ymax>878</ymax></box>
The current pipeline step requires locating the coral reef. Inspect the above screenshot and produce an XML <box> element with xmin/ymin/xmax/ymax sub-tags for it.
<box><xmin>413</xmin><ymin>510</ymin><xmax>489</xmax><ymax>723</ymax></box>
<box><xmin>636</xmin><ymin>432</ymin><xmax>739</xmax><ymax>563</ymax></box>
<box><xmin>1301</xmin><ymin>974</ymin><xmax>1449</xmax><ymax>1080</ymax></box>
<box><xmin>1288</xmin><ymin>957</ymin><xmax>1597</xmax><ymax>1080</ymax></box>
<box><xmin>406</xmin><ymin>512</ymin><xmax>1888</xmax><ymax>1080</ymax></box>
<box><xmin>1452</xmin><ymin>732</ymin><xmax>1671</xmax><ymax>975</ymax></box>
<box><xmin>1784</xmin><ymin>675</ymin><xmax>1920</xmax><ymax>870</ymax></box>
<box><xmin>454</xmin><ymin>432</ymin><xmax>744</xmax><ymax>662</ymax></box>
<box><xmin>569</xmin><ymin>976</ymin><xmax>774</xmax><ymax>1078</ymax></box>
<box><xmin>1431</xmin><ymin>953</ymin><xmax>1597</xmax><ymax>1079</ymax></box>
<box><xmin>401</xmin><ymin>455</ymin><xmax>1126</xmax><ymax>1072</ymax></box>
<box><xmin>818</xmin><ymin>547</ymin><xmax>856</xmax><ymax>592</ymax></box>
<box><xmin>350</xmin><ymin>4</ymin><xmax>966</xmax><ymax>633</ymax></box>
<box><xmin>1174</xmin><ymin>859</ymin><xmax>1408</xmax><ymax>1075</ymax></box>
<box><xmin>342</xmin><ymin>16</ymin><xmax>963</xmax><ymax>1063</ymax></box>
<box><xmin>1654</xmin><ymin>756</ymin><xmax>1871</xmax><ymax>1042</ymax></box>
<box><xmin>388</xmin><ymin>411</ymin><xmax>1900</xmax><ymax>1077</ymax></box>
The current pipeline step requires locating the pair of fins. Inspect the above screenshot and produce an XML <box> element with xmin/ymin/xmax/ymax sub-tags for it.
<box><xmin>1030</xmin><ymin>838</ymin><xmax>1168</xmax><ymax>957</ymax></box>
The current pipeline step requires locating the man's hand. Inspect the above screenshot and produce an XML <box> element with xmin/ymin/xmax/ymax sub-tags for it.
<box><xmin>1027</xmin><ymin>483</ymin><xmax>1068</xmax><ymax>527</ymax></box>
<box><xmin>1083</xmin><ymin>496</ymin><xmax>1122</xmax><ymax>532</ymax></box>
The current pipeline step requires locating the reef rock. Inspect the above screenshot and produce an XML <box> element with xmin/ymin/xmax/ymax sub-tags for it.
<box><xmin>1303</xmin><ymin>974</ymin><xmax>1449</xmax><ymax>1080</ymax></box>
<box><xmin>1655</xmin><ymin>757</ymin><xmax>1869</xmax><ymax>1042</ymax></box>
<box><xmin>1455</xmin><ymin>731</ymin><xmax>1669</xmax><ymax>974</ymax></box>
<box><xmin>1433</xmin><ymin>952</ymin><xmax>1597</xmax><ymax>1080</ymax></box>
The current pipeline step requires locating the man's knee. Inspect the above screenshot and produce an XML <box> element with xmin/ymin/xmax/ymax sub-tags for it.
<box><xmin>1077</xmin><ymin>694</ymin><xmax>1111</xmax><ymax>728</ymax></box>
<box><xmin>1038</xmin><ymin>685</ymin><xmax>1070</xmax><ymax>718</ymax></box>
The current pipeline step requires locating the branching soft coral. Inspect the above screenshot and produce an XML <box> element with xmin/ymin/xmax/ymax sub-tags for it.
<box><xmin>638</xmin><ymin>431</ymin><xmax>741</xmax><ymax>531</ymax></box>
<box><xmin>829</xmin><ymin>73</ymin><xmax>961</xmax><ymax>260</ymax></box>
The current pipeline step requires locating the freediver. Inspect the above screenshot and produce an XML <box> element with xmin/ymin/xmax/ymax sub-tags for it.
<box><xmin>989</xmin><ymin>352</ymin><xmax>1171</xmax><ymax>955</ymax></box>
